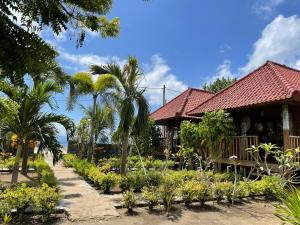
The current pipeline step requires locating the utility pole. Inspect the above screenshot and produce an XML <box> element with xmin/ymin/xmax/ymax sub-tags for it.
<box><xmin>163</xmin><ymin>85</ymin><xmax>166</xmax><ymax>105</ymax></box>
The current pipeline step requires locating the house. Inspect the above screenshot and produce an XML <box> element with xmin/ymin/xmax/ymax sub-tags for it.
<box><xmin>150</xmin><ymin>88</ymin><xmax>214</xmax><ymax>152</ymax></box>
<box><xmin>151</xmin><ymin>61</ymin><xmax>300</xmax><ymax>168</ymax></box>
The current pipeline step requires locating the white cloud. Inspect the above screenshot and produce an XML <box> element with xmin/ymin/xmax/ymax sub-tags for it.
<box><xmin>59</xmin><ymin>51</ymin><xmax>187</xmax><ymax>107</ymax></box>
<box><xmin>59</xmin><ymin>50</ymin><xmax>126</xmax><ymax>71</ymax></box>
<box><xmin>241</xmin><ymin>15</ymin><xmax>300</xmax><ymax>73</ymax></box>
<box><xmin>140</xmin><ymin>55</ymin><xmax>187</xmax><ymax>106</ymax></box>
<box><xmin>253</xmin><ymin>0</ymin><xmax>285</xmax><ymax>17</ymax></box>
<box><xmin>202</xmin><ymin>60</ymin><xmax>235</xmax><ymax>86</ymax></box>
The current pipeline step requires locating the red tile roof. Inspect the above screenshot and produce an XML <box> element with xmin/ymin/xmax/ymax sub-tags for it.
<box><xmin>150</xmin><ymin>88</ymin><xmax>214</xmax><ymax>123</ymax></box>
<box><xmin>188</xmin><ymin>61</ymin><xmax>300</xmax><ymax>115</ymax></box>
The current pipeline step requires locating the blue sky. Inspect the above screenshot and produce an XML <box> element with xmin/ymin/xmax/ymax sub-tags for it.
<box><xmin>38</xmin><ymin>0</ymin><xmax>300</xmax><ymax>141</ymax></box>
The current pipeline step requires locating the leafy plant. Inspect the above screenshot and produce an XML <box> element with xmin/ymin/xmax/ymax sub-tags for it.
<box><xmin>159</xmin><ymin>176</ymin><xmax>177</xmax><ymax>212</ymax></box>
<box><xmin>62</xmin><ymin>154</ymin><xmax>77</xmax><ymax>167</ymax></box>
<box><xmin>142</xmin><ymin>187</ymin><xmax>160</xmax><ymax>210</ymax></box>
<box><xmin>33</xmin><ymin>184</ymin><xmax>61</xmax><ymax>222</ymax></box>
<box><xmin>178</xmin><ymin>181</ymin><xmax>199</xmax><ymax>206</ymax></box>
<box><xmin>275</xmin><ymin>186</ymin><xmax>300</xmax><ymax>225</ymax></box>
<box><xmin>123</xmin><ymin>190</ymin><xmax>136</xmax><ymax>212</ymax></box>
<box><xmin>98</xmin><ymin>172</ymin><xmax>119</xmax><ymax>194</ymax></box>
<box><xmin>2</xmin><ymin>213</ymin><xmax>12</xmax><ymax>225</ymax></box>
<box><xmin>194</xmin><ymin>182</ymin><xmax>210</xmax><ymax>206</ymax></box>
<box><xmin>213</xmin><ymin>182</ymin><xmax>232</xmax><ymax>203</ymax></box>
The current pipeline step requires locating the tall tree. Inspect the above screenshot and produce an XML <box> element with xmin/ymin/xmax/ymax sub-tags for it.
<box><xmin>0</xmin><ymin>0</ymin><xmax>119</xmax><ymax>75</ymax></box>
<box><xmin>0</xmin><ymin>81</ymin><xmax>74</xmax><ymax>182</ymax></box>
<box><xmin>81</xmin><ymin>104</ymin><xmax>115</xmax><ymax>144</ymax></box>
<box><xmin>202</xmin><ymin>77</ymin><xmax>237</xmax><ymax>93</ymax></box>
<box><xmin>68</xmin><ymin>72</ymin><xmax>117</xmax><ymax>162</ymax></box>
<box><xmin>91</xmin><ymin>56</ymin><xmax>150</xmax><ymax>174</ymax></box>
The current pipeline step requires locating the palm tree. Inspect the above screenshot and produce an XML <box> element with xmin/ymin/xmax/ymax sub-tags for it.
<box><xmin>91</xmin><ymin>56</ymin><xmax>149</xmax><ymax>174</ymax></box>
<box><xmin>68</xmin><ymin>72</ymin><xmax>117</xmax><ymax>162</ymax></box>
<box><xmin>0</xmin><ymin>80</ymin><xmax>74</xmax><ymax>182</ymax></box>
<box><xmin>81</xmin><ymin>104</ymin><xmax>115</xmax><ymax>144</ymax></box>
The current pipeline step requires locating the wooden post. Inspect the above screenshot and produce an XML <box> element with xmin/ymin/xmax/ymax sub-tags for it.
<box><xmin>282</xmin><ymin>104</ymin><xmax>290</xmax><ymax>150</ymax></box>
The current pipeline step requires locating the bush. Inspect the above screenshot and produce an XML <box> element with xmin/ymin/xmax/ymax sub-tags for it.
<box><xmin>120</xmin><ymin>171</ymin><xmax>146</xmax><ymax>192</ymax></box>
<box><xmin>33</xmin><ymin>184</ymin><xmax>61</xmax><ymax>221</ymax></box>
<box><xmin>123</xmin><ymin>190</ymin><xmax>136</xmax><ymax>212</ymax></box>
<box><xmin>0</xmin><ymin>183</ymin><xmax>33</xmax><ymax>216</ymax></box>
<box><xmin>235</xmin><ymin>181</ymin><xmax>250</xmax><ymax>199</ymax></box>
<box><xmin>142</xmin><ymin>187</ymin><xmax>160</xmax><ymax>210</ymax></box>
<box><xmin>194</xmin><ymin>182</ymin><xmax>210</xmax><ymax>206</ymax></box>
<box><xmin>259</xmin><ymin>175</ymin><xmax>285</xmax><ymax>197</ymax></box>
<box><xmin>98</xmin><ymin>172</ymin><xmax>119</xmax><ymax>194</ymax></box>
<box><xmin>178</xmin><ymin>181</ymin><xmax>199</xmax><ymax>206</ymax></box>
<box><xmin>212</xmin><ymin>182</ymin><xmax>232</xmax><ymax>203</ymax></box>
<box><xmin>159</xmin><ymin>176</ymin><xmax>177</xmax><ymax>212</ymax></box>
<box><xmin>62</xmin><ymin>154</ymin><xmax>77</xmax><ymax>167</ymax></box>
<box><xmin>33</xmin><ymin>156</ymin><xmax>57</xmax><ymax>187</ymax></box>
<box><xmin>120</xmin><ymin>171</ymin><xmax>162</xmax><ymax>192</ymax></box>
<box><xmin>212</xmin><ymin>181</ymin><xmax>234</xmax><ymax>202</ymax></box>
<box><xmin>40</xmin><ymin>169</ymin><xmax>57</xmax><ymax>187</ymax></box>
<box><xmin>0</xmin><ymin>183</ymin><xmax>60</xmax><ymax>222</ymax></box>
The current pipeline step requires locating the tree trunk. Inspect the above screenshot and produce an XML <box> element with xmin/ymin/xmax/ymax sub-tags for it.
<box><xmin>21</xmin><ymin>138</ymin><xmax>30</xmax><ymax>175</ymax></box>
<box><xmin>11</xmin><ymin>137</ymin><xmax>23</xmax><ymax>184</ymax></box>
<box><xmin>87</xmin><ymin>94</ymin><xmax>97</xmax><ymax>162</ymax></box>
<box><xmin>120</xmin><ymin>134</ymin><xmax>129</xmax><ymax>175</ymax></box>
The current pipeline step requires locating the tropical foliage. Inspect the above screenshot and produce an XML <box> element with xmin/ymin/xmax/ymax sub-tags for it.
<box><xmin>68</xmin><ymin>72</ymin><xmax>117</xmax><ymax>161</ymax></box>
<box><xmin>202</xmin><ymin>77</ymin><xmax>237</xmax><ymax>93</ymax></box>
<box><xmin>275</xmin><ymin>186</ymin><xmax>300</xmax><ymax>225</ymax></box>
<box><xmin>0</xmin><ymin>0</ymin><xmax>119</xmax><ymax>76</ymax></box>
<box><xmin>0</xmin><ymin>80</ymin><xmax>74</xmax><ymax>182</ymax></box>
<box><xmin>91</xmin><ymin>56</ymin><xmax>150</xmax><ymax>174</ymax></box>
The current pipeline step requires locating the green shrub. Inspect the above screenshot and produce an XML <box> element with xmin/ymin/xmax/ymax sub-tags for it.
<box><xmin>2</xmin><ymin>213</ymin><xmax>12</xmax><ymax>225</ymax></box>
<box><xmin>212</xmin><ymin>181</ymin><xmax>234</xmax><ymax>202</ymax></box>
<box><xmin>0</xmin><ymin>184</ymin><xmax>34</xmax><ymax>215</ymax></box>
<box><xmin>0</xmin><ymin>183</ymin><xmax>60</xmax><ymax>221</ymax></box>
<box><xmin>123</xmin><ymin>190</ymin><xmax>136</xmax><ymax>212</ymax></box>
<box><xmin>33</xmin><ymin>184</ymin><xmax>61</xmax><ymax>222</ymax></box>
<box><xmin>142</xmin><ymin>187</ymin><xmax>160</xmax><ymax>210</ymax></box>
<box><xmin>62</xmin><ymin>154</ymin><xmax>77</xmax><ymax>167</ymax></box>
<box><xmin>194</xmin><ymin>182</ymin><xmax>210</xmax><ymax>206</ymax></box>
<box><xmin>213</xmin><ymin>172</ymin><xmax>236</xmax><ymax>182</ymax></box>
<box><xmin>33</xmin><ymin>156</ymin><xmax>57</xmax><ymax>187</ymax></box>
<box><xmin>40</xmin><ymin>169</ymin><xmax>57</xmax><ymax>187</ymax></box>
<box><xmin>120</xmin><ymin>171</ymin><xmax>145</xmax><ymax>191</ymax></box>
<box><xmin>159</xmin><ymin>176</ymin><xmax>177</xmax><ymax>212</ymax></box>
<box><xmin>87</xmin><ymin>166</ymin><xmax>104</xmax><ymax>184</ymax></box>
<box><xmin>98</xmin><ymin>172</ymin><xmax>119</xmax><ymax>194</ymax></box>
<box><xmin>259</xmin><ymin>175</ymin><xmax>285</xmax><ymax>197</ymax></box>
<box><xmin>179</xmin><ymin>181</ymin><xmax>198</xmax><ymax>206</ymax></box>
<box><xmin>152</xmin><ymin>160</ymin><xmax>164</xmax><ymax>170</ymax></box>
<box><xmin>235</xmin><ymin>181</ymin><xmax>250</xmax><ymax>199</ymax></box>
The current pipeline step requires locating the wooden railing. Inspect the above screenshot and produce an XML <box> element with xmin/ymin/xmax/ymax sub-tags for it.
<box><xmin>288</xmin><ymin>136</ymin><xmax>300</xmax><ymax>163</ymax></box>
<box><xmin>222</xmin><ymin>136</ymin><xmax>259</xmax><ymax>161</ymax></box>
<box><xmin>289</xmin><ymin>136</ymin><xmax>300</xmax><ymax>149</ymax></box>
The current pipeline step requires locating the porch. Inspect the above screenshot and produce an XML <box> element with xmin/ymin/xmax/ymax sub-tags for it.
<box><xmin>218</xmin><ymin>103</ymin><xmax>300</xmax><ymax>168</ymax></box>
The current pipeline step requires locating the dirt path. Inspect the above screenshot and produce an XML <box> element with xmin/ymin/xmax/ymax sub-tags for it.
<box><xmin>45</xmin><ymin>155</ymin><xmax>119</xmax><ymax>222</ymax></box>
<box><xmin>56</xmin><ymin>201</ymin><xmax>280</xmax><ymax>225</ymax></box>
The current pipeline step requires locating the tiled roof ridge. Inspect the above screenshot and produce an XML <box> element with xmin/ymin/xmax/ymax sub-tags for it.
<box><xmin>187</xmin><ymin>61</ymin><xmax>271</xmax><ymax>115</ymax></box>
<box><xmin>176</xmin><ymin>88</ymin><xmax>193</xmax><ymax>116</ymax></box>
<box><xmin>267</xmin><ymin>61</ymin><xmax>297</xmax><ymax>97</ymax></box>
<box><xmin>150</xmin><ymin>88</ymin><xmax>189</xmax><ymax>117</ymax></box>
<box><xmin>189</xmin><ymin>87</ymin><xmax>214</xmax><ymax>94</ymax></box>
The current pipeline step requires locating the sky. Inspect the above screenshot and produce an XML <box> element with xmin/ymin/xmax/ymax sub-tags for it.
<box><xmin>37</xmin><ymin>0</ymin><xmax>300</xmax><ymax>143</ymax></box>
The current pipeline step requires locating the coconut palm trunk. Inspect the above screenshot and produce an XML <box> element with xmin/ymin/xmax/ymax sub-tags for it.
<box><xmin>21</xmin><ymin>138</ymin><xmax>30</xmax><ymax>175</ymax></box>
<box><xmin>11</xmin><ymin>137</ymin><xmax>23</xmax><ymax>183</ymax></box>
<box><xmin>87</xmin><ymin>94</ymin><xmax>97</xmax><ymax>162</ymax></box>
<box><xmin>120</xmin><ymin>133</ymin><xmax>129</xmax><ymax>175</ymax></box>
